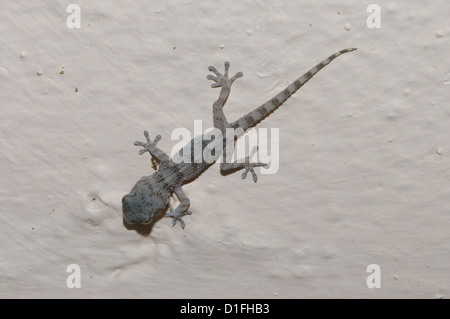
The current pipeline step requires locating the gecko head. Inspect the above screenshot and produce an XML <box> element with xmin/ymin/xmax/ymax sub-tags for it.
<box><xmin>122</xmin><ymin>179</ymin><xmax>170</xmax><ymax>225</ymax></box>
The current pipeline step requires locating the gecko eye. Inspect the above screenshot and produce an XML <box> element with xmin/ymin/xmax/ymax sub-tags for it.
<box><xmin>122</xmin><ymin>195</ymin><xmax>127</xmax><ymax>203</ymax></box>
<box><xmin>142</xmin><ymin>217</ymin><xmax>153</xmax><ymax>225</ymax></box>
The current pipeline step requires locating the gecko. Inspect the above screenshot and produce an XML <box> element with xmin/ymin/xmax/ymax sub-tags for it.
<box><xmin>122</xmin><ymin>48</ymin><xmax>356</xmax><ymax>228</ymax></box>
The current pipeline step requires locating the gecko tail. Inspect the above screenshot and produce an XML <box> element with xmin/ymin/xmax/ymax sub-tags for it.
<box><xmin>229</xmin><ymin>48</ymin><xmax>357</xmax><ymax>131</ymax></box>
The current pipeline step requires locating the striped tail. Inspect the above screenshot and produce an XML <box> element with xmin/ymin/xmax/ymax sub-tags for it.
<box><xmin>229</xmin><ymin>48</ymin><xmax>356</xmax><ymax>131</ymax></box>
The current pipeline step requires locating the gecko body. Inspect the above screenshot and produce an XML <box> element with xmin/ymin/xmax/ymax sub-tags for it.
<box><xmin>122</xmin><ymin>48</ymin><xmax>356</xmax><ymax>228</ymax></box>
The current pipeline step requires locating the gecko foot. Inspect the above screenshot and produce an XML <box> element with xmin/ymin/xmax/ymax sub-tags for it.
<box><xmin>241</xmin><ymin>146</ymin><xmax>270</xmax><ymax>183</ymax></box>
<box><xmin>165</xmin><ymin>203</ymin><xmax>193</xmax><ymax>229</ymax></box>
<box><xmin>207</xmin><ymin>61</ymin><xmax>243</xmax><ymax>88</ymax></box>
<box><xmin>241</xmin><ymin>163</ymin><xmax>270</xmax><ymax>183</ymax></box>
<box><xmin>134</xmin><ymin>130</ymin><xmax>162</xmax><ymax>155</ymax></box>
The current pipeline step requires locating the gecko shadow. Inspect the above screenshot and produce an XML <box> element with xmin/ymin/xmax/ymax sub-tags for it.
<box><xmin>122</xmin><ymin>210</ymin><xmax>165</xmax><ymax>236</ymax></box>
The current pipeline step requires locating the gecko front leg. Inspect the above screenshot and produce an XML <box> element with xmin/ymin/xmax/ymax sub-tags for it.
<box><xmin>165</xmin><ymin>187</ymin><xmax>192</xmax><ymax>229</ymax></box>
<box><xmin>134</xmin><ymin>130</ymin><xmax>170</xmax><ymax>169</ymax></box>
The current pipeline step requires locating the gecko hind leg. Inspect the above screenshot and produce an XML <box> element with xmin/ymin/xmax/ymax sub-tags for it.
<box><xmin>220</xmin><ymin>146</ymin><xmax>270</xmax><ymax>183</ymax></box>
<box><xmin>208</xmin><ymin>62</ymin><xmax>243</xmax><ymax>131</ymax></box>
<box><xmin>207</xmin><ymin>61</ymin><xmax>243</xmax><ymax>89</ymax></box>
